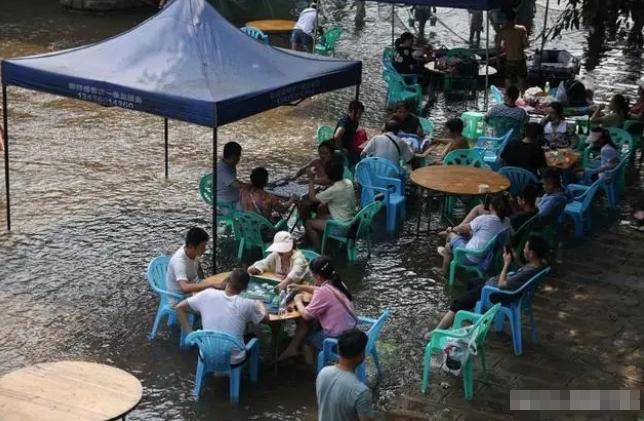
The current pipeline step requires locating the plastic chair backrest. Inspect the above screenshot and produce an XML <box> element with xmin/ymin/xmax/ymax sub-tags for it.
<box><xmin>382</xmin><ymin>47</ymin><xmax>394</xmax><ymax>67</ymax></box>
<box><xmin>470</xmin><ymin>303</ymin><xmax>501</xmax><ymax>348</ymax></box>
<box><xmin>418</xmin><ymin>117</ymin><xmax>434</xmax><ymax>137</ymax></box>
<box><xmin>185</xmin><ymin>330</ymin><xmax>245</xmax><ymax>373</ymax></box>
<box><xmin>578</xmin><ymin>178</ymin><xmax>604</xmax><ymax>211</ymax></box>
<box><xmin>498</xmin><ymin>166</ymin><xmax>539</xmax><ymax>196</ymax></box>
<box><xmin>443</xmin><ymin>149</ymin><xmax>485</xmax><ymax>168</ymax></box>
<box><xmin>240</xmin><ymin>26</ymin><xmax>268</xmax><ymax>44</ymax></box>
<box><xmin>606</xmin><ymin>127</ymin><xmax>634</xmax><ymax>157</ymax></box>
<box><xmin>199</xmin><ymin>173</ymin><xmax>213</xmax><ymax>205</ymax></box>
<box><xmin>300</xmin><ymin>249</ymin><xmax>320</xmax><ymax>262</ymax></box>
<box><xmin>479</xmin><ymin>228</ymin><xmax>509</xmax><ymax>273</ymax></box>
<box><xmin>322</xmin><ymin>26</ymin><xmax>343</xmax><ymax>47</ymax></box>
<box><xmin>365</xmin><ymin>310</ymin><xmax>390</xmax><ymax>353</ymax></box>
<box><xmin>490</xmin><ymin>85</ymin><xmax>504</xmax><ymax>104</ymax></box>
<box><xmin>461</xmin><ymin>111</ymin><xmax>486</xmax><ymax>140</ymax></box>
<box><xmin>487</xmin><ymin>116</ymin><xmax>524</xmax><ymax>142</ymax></box>
<box><xmin>517</xmin><ymin>267</ymin><xmax>551</xmax><ymax>310</ymax></box>
<box><xmin>317</xmin><ymin>125</ymin><xmax>334</xmax><ymax>143</ymax></box>
<box><xmin>355</xmin><ymin>201</ymin><xmax>383</xmax><ymax>239</ymax></box>
<box><xmin>356</xmin><ymin>157</ymin><xmax>402</xmax><ymax>204</ymax></box>
<box><xmin>233</xmin><ymin>210</ymin><xmax>275</xmax><ymax>247</ymax></box>
<box><xmin>147</xmin><ymin>255</ymin><xmax>171</xmax><ymax>306</ymax></box>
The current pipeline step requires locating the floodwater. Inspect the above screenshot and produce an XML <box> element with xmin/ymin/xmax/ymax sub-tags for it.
<box><xmin>0</xmin><ymin>1</ymin><xmax>642</xmax><ymax>419</ymax></box>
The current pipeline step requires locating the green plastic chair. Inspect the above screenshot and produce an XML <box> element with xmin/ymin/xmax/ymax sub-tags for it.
<box><xmin>624</xmin><ymin>119</ymin><xmax>643</xmax><ymax>166</ymax></box>
<box><xmin>315</xmin><ymin>26</ymin><xmax>342</xmax><ymax>56</ymax></box>
<box><xmin>486</xmin><ymin>116</ymin><xmax>524</xmax><ymax>143</ymax></box>
<box><xmin>300</xmin><ymin>249</ymin><xmax>320</xmax><ymax>262</ymax></box>
<box><xmin>442</xmin><ymin>149</ymin><xmax>485</xmax><ymax>168</ymax></box>
<box><xmin>232</xmin><ymin>210</ymin><xmax>287</xmax><ymax>261</ymax></box>
<box><xmin>317</xmin><ymin>125</ymin><xmax>334</xmax><ymax>144</ymax></box>
<box><xmin>421</xmin><ymin>303</ymin><xmax>501</xmax><ymax>400</ymax></box>
<box><xmin>448</xmin><ymin>229</ymin><xmax>509</xmax><ymax>287</ymax></box>
<box><xmin>511</xmin><ymin>214</ymin><xmax>539</xmax><ymax>256</ymax></box>
<box><xmin>382</xmin><ymin>69</ymin><xmax>423</xmax><ymax>109</ymax></box>
<box><xmin>199</xmin><ymin>173</ymin><xmax>238</xmax><ymax>236</ymax></box>
<box><xmin>461</xmin><ymin>111</ymin><xmax>486</xmax><ymax>142</ymax></box>
<box><xmin>240</xmin><ymin>26</ymin><xmax>269</xmax><ymax>44</ymax></box>
<box><xmin>320</xmin><ymin>201</ymin><xmax>382</xmax><ymax>262</ymax></box>
<box><xmin>418</xmin><ymin>117</ymin><xmax>434</xmax><ymax>138</ymax></box>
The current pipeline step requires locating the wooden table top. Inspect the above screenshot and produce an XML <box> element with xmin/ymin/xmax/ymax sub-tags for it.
<box><xmin>410</xmin><ymin>165</ymin><xmax>510</xmax><ymax>195</ymax></box>
<box><xmin>246</xmin><ymin>19</ymin><xmax>296</xmax><ymax>33</ymax></box>
<box><xmin>203</xmin><ymin>272</ymin><xmax>304</xmax><ymax>322</ymax></box>
<box><xmin>0</xmin><ymin>361</ymin><xmax>142</xmax><ymax>421</ymax></box>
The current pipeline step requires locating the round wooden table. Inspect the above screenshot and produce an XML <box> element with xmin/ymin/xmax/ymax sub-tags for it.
<box><xmin>0</xmin><ymin>361</ymin><xmax>142</xmax><ymax>421</ymax></box>
<box><xmin>246</xmin><ymin>19</ymin><xmax>296</xmax><ymax>33</ymax></box>
<box><xmin>410</xmin><ymin>165</ymin><xmax>510</xmax><ymax>233</ymax></box>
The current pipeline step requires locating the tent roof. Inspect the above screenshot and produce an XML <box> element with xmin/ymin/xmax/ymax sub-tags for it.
<box><xmin>368</xmin><ymin>0</ymin><xmax>501</xmax><ymax>10</ymax></box>
<box><xmin>1</xmin><ymin>0</ymin><xmax>362</xmax><ymax>127</ymax></box>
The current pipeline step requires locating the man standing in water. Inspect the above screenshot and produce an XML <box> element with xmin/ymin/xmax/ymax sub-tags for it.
<box><xmin>316</xmin><ymin>329</ymin><xmax>375</xmax><ymax>421</ymax></box>
<box><xmin>292</xmin><ymin>2</ymin><xmax>318</xmax><ymax>52</ymax></box>
<box><xmin>499</xmin><ymin>9</ymin><xmax>528</xmax><ymax>91</ymax></box>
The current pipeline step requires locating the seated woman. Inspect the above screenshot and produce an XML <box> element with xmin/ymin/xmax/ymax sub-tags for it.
<box><xmin>292</xmin><ymin>141</ymin><xmax>335</xmax><ymax>186</ymax></box>
<box><xmin>278</xmin><ymin>256</ymin><xmax>357</xmax><ymax>364</ymax></box>
<box><xmin>416</xmin><ymin>118</ymin><xmax>468</xmax><ymax>163</ymax></box>
<box><xmin>437</xmin><ymin>193</ymin><xmax>512</xmax><ymax>276</ymax></box>
<box><xmin>590</xmin><ymin>94</ymin><xmax>629</xmax><ymax>128</ymax></box>
<box><xmin>393</xmin><ymin>32</ymin><xmax>431</xmax><ymax>87</ymax></box>
<box><xmin>248</xmin><ymin>231</ymin><xmax>314</xmax><ymax>291</ymax></box>
<box><xmin>239</xmin><ymin>167</ymin><xmax>294</xmax><ymax>223</ymax></box>
<box><xmin>541</xmin><ymin>102</ymin><xmax>573</xmax><ymax>148</ymax></box>
<box><xmin>431</xmin><ymin>235</ymin><xmax>548</xmax><ymax>332</ymax></box>
<box><xmin>304</xmin><ymin>158</ymin><xmax>357</xmax><ymax>250</ymax></box>
<box><xmin>581</xmin><ymin>127</ymin><xmax>620</xmax><ymax>182</ymax></box>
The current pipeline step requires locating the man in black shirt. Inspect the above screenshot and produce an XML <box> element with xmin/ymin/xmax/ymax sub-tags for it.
<box><xmin>500</xmin><ymin>122</ymin><xmax>547</xmax><ymax>175</ymax></box>
<box><xmin>392</xmin><ymin>102</ymin><xmax>423</xmax><ymax>137</ymax></box>
<box><xmin>334</xmin><ymin>100</ymin><xmax>364</xmax><ymax>166</ymax></box>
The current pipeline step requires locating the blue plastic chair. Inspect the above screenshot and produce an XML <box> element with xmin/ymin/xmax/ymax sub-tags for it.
<box><xmin>449</xmin><ymin>229</ymin><xmax>509</xmax><ymax>288</ymax></box>
<box><xmin>473</xmin><ymin>129</ymin><xmax>514</xmax><ymax>171</ymax></box>
<box><xmin>185</xmin><ymin>330</ymin><xmax>259</xmax><ymax>404</ymax></box>
<box><xmin>316</xmin><ymin>309</ymin><xmax>390</xmax><ymax>383</ymax></box>
<box><xmin>355</xmin><ymin>157</ymin><xmax>406</xmax><ymax>233</ymax></box>
<box><xmin>475</xmin><ymin>267</ymin><xmax>551</xmax><ymax>355</ymax></box>
<box><xmin>563</xmin><ymin>179</ymin><xmax>604</xmax><ymax>238</ymax></box>
<box><xmin>498</xmin><ymin>166</ymin><xmax>540</xmax><ymax>197</ymax></box>
<box><xmin>240</xmin><ymin>26</ymin><xmax>269</xmax><ymax>44</ymax></box>
<box><xmin>300</xmin><ymin>249</ymin><xmax>321</xmax><ymax>262</ymax></box>
<box><xmin>490</xmin><ymin>84</ymin><xmax>504</xmax><ymax>105</ymax></box>
<box><xmin>147</xmin><ymin>256</ymin><xmax>191</xmax><ymax>347</ymax></box>
<box><xmin>603</xmin><ymin>157</ymin><xmax>628</xmax><ymax>208</ymax></box>
<box><xmin>487</xmin><ymin>116</ymin><xmax>524</xmax><ymax>143</ymax></box>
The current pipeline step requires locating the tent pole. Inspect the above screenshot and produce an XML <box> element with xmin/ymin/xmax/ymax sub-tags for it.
<box><xmin>212</xmin><ymin>126</ymin><xmax>218</xmax><ymax>272</ymax></box>
<box><xmin>391</xmin><ymin>5</ymin><xmax>395</xmax><ymax>47</ymax></box>
<box><xmin>312</xmin><ymin>0</ymin><xmax>321</xmax><ymax>54</ymax></box>
<box><xmin>164</xmin><ymin>118</ymin><xmax>169</xmax><ymax>178</ymax></box>
<box><xmin>2</xmin><ymin>84</ymin><xmax>10</xmax><ymax>231</ymax></box>
<box><xmin>538</xmin><ymin>0</ymin><xmax>550</xmax><ymax>75</ymax></box>
<box><xmin>484</xmin><ymin>11</ymin><xmax>490</xmax><ymax>111</ymax></box>
<box><xmin>354</xmin><ymin>83</ymin><xmax>361</xmax><ymax>101</ymax></box>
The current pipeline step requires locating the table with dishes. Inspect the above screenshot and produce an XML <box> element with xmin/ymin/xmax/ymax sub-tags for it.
<box><xmin>410</xmin><ymin>165</ymin><xmax>511</xmax><ymax>234</ymax></box>
<box><xmin>544</xmin><ymin>148</ymin><xmax>581</xmax><ymax>170</ymax></box>
<box><xmin>0</xmin><ymin>361</ymin><xmax>142</xmax><ymax>421</ymax></box>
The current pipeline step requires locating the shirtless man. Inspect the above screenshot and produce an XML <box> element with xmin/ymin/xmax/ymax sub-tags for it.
<box><xmin>499</xmin><ymin>9</ymin><xmax>528</xmax><ymax>91</ymax></box>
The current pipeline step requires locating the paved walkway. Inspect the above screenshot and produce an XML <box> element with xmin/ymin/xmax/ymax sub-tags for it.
<box><xmin>386</xmin><ymin>175</ymin><xmax>644</xmax><ymax>420</ymax></box>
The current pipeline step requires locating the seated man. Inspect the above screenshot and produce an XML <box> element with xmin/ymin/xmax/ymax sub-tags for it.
<box><xmin>360</xmin><ymin>119</ymin><xmax>414</xmax><ymax>168</ymax></box>
<box><xmin>432</xmin><ymin>235</ymin><xmax>548</xmax><ymax>332</ymax></box>
<box><xmin>510</xmin><ymin>184</ymin><xmax>539</xmax><ymax>231</ymax></box>
<box><xmin>537</xmin><ymin>167</ymin><xmax>570</xmax><ymax>225</ymax></box>
<box><xmin>166</xmin><ymin>227</ymin><xmax>219</xmax><ymax>299</ymax></box>
<box><xmin>501</xmin><ymin>122</ymin><xmax>547</xmax><ymax>175</ymax></box>
<box><xmin>248</xmin><ymin>231</ymin><xmax>314</xmax><ymax>290</ymax></box>
<box><xmin>316</xmin><ymin>329</ymin><xmax>375</xmax><ymax>421</ymax></box>
<box><xmin>485</xmin><ymin>85</ymin><xmax>528</xmax><ymax>126</ymax></box>
<box><xmin>217</xmin><ymin>141</ymin><xmax>248</xmax><ymax>207</ymax></box>
<box><xmin>391</xmin><ymin>101</ymin><xmax>424</xmax><ymax>137</ymax></box>
<box><xmin>304</xmin><ymin>159</ymin><xmax>357</xmax><ymax>250</ymax></box>
<box><xmin>175</xmin><ymin>269</ymin><xmax>269</xmax><ymax>364</ymax></box>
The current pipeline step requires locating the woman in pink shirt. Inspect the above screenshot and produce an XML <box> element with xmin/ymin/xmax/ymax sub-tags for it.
<box><xmin>278</xmin><ymin>256</ymin><xmax>357</xmax><ymax>364</ymax></box>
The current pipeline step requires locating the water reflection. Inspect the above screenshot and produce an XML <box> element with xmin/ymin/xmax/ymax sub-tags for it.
<box><xmin>0</xmin><ymin>1</ymin><xmax>642</xmax><ymax>419</ymax></box>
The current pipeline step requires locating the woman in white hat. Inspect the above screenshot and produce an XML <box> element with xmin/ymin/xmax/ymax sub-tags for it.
<box><xmin>248</xmin><ymin>231</ymin><xmax>314</xmax><ymax>290</ymax></box>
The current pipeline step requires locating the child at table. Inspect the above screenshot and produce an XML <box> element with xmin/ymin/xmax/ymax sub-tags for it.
<box><xmin>416</xmin><ymin>118</ymin><xmax>468</xmax><ymax>163</ymax></box>
<box><xmin>292</xmin><ymin>141</ymin><xmax>335</xmax><ymax>186</ymax></box>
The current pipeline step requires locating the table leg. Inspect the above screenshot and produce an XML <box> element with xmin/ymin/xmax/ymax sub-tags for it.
<box><xmin>270</xmin><ymin>322</ymin><xmax>281</xmax><ymax>375</ymax></box>
<box><xmin>416</xmin><ymin>188</ymin><xmax>425</xmax><ymax>237</ymax></box>
<box><xmin>426</xmin><ymin>192</ymin><xmax>433</xmax><ymax>234</ymax></box>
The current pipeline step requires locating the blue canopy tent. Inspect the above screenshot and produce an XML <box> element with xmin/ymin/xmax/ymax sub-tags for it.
<box><xmin>1</xmin><ymin>0</ymin><xmax>362</xmax><ymax>268</ymax></box>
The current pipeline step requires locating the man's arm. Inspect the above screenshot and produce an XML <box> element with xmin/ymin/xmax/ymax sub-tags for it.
<box><xmin>175</xmin><ymin>299</ymin><xmax>196</xmax><ymax>334</ymax></box>
<box><xmin>178</xmin><ymin>279</ymin><xmax>211</xmax><ymax>294</ymax></box>
<box><xmin>356</xmin><ymin>388</ymin><xmax>376</xmax><ymax>421</ymax></box>
<box><xmin>333</xmin><ymin>126</ymin><xmax>346</xmax><ymax>150</ymax></box>
<box><xmin>496</xmin><ymin>250</ymin><xmax>513</xmax><ymax>288</ymax></box>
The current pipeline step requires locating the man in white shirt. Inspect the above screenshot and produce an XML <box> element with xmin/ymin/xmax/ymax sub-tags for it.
<box><xmin>166</xmin><ymin>227</ymin><xmax>218</xmax><ymax>300</ymax></box>
<box><xmin>175</xmin><ymin>269</ymin><xmax>269</xmax><ymax>364</ymax></box>
<box><xmin>292</xmin><ymin>3</ymin><xmax>318</xmax><ymax>51</ymax></box>
<box><xmin>360</xmin><ymin>119</ymin><xmax>414</xmax><ymax>168</ymax></box>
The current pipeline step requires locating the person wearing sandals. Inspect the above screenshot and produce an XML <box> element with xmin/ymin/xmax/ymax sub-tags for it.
<box><xmin>278</xmin><ymin>256</ymin><xmax>357</xmax><ymax>365</ymax></box>
<box><xmin>248</xmin><ymin>231</ymin><xmax>314</xmax><ymax>291</ymax></box>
